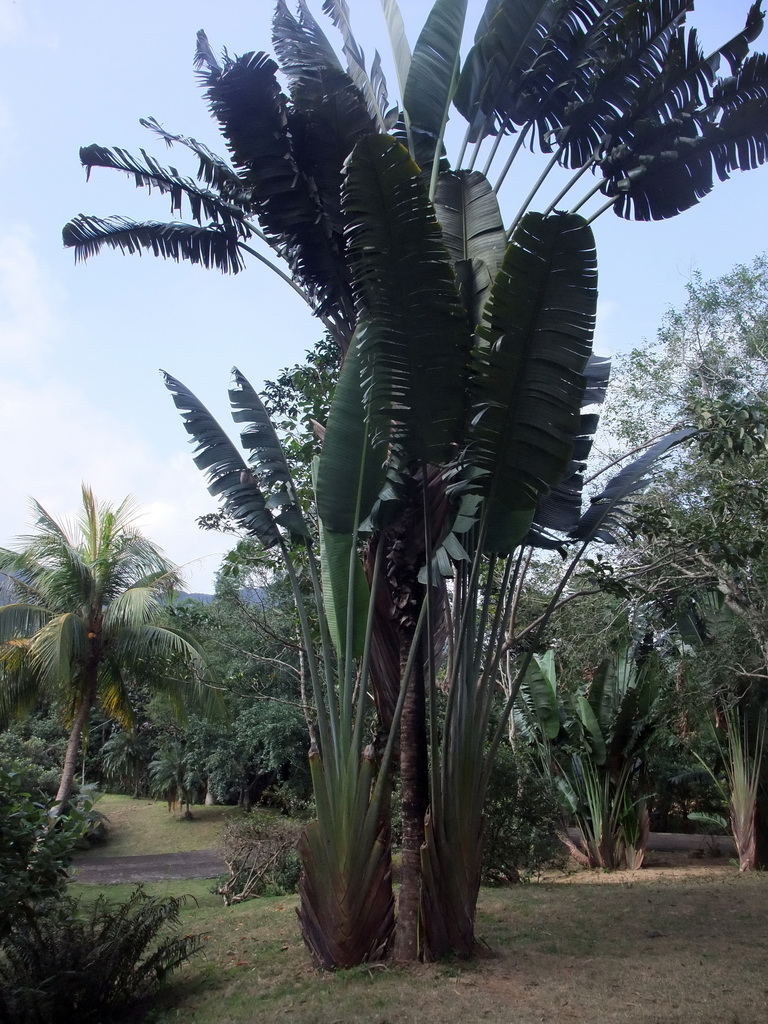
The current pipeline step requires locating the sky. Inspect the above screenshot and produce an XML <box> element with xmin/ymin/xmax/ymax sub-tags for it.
<box><xmin>1</xmin><ymin>0</ymin><xmax>767</xmax><ymax>594</ymax></box>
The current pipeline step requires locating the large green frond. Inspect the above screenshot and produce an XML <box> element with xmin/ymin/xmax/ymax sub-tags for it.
<box><xmin>319</xmin><ymin>526</ymin><xmax>370</xmax><ymax>658</ymax></box>
<box><xmin>163</xmin><ymin>372</ymin><xmax>281</xmax><ymax>549</ymax></box>
<box><xmin>63</xmin><ymin>215</ymin><xmax>244</xmax><ymax>273</ymax></box>
<box><xmin>466</xmin><ymin>211</ymin><xmax>597</xmax><ymax>552</ymax></box>
<box><xmin>403</xmin><ymin>0</ymin><xmax>469</xmax><ymax>175</ymax></box>
<box><xmin>433</xmin><ymin>169</ymin><xmax>506</xmax><ymax>327</ymax></box>
<box><xmin>8</xmin><ymin>534</ymin><xmax>94</xmax><ymax>615</ymax></box>
<box><xmin>315</xmin><ymin>333</ymin><xmax>385</xmax><ymax>534</ymax></box>
<box><xmin>28</xmin><ymin>613</ymin><xmax>88</xmax><ymax>694</ymax></box>
<box><xmin>0</xmin><ymin>638</ymin><xmax>40</xmax><ymax>728</ymax></box>
<box><xmin>110</xmin><ymin>624</ymin><xmax>221</xmax><ymax>720</ymax></box>
<box><xmin>102</xmin><ymin>586</ymin><xmax>163</xmax><ymax>633</ymax></box>
<box><xmin>0</xmin><ymin>603</ymin><xmax>52</xmax><ymax>644</ymax></box>
<box><xmin>343</xmin><ymin>134</ymin><xmax>473</xmax><ymax>468</ymax></box>
<box><xmin>527</xmin><ymin>353</ymin><xmax>611</xmax><ymax>547</ymax></box>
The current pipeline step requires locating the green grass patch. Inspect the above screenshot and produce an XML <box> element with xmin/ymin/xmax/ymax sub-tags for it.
<box><xmin>69</xmin><ymin>868</ymin><xmax>768</xmax><ymax>1024</ymax></box>
<box><xmin>75</xmin><ymin>793</ymin><xmax>240</xmax><ymax>858</ymax></box>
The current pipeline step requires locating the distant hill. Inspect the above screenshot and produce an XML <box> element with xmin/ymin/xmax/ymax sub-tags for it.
<box><xmin>177</xmin><ymin>588</ymin><xmax>267</xmax><ymax>607</ymax></box>
<box><xmin>0</xmin><ymin>581</ymin><xmax>265</xmax><ymax>608</ymax></box>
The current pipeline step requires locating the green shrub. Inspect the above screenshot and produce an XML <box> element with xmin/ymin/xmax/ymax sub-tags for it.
<box><xmin>482</xmin><ymin>744</ymin><xmax>565</xmax><ymax>884</ymax></box>
<box><xmin>0</xmin><ymin>887</ymin><xmax>202</xmax><ymax>1024</ymax></box>
<box><xmin>0</xmin><ymin>765</ymin><xmax>86</xmax><ymax>937</ymax></box>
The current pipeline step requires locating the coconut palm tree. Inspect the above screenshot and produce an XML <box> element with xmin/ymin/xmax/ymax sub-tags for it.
<box><xmin>0</xmin><ymin>486</ymin><xmax>214</xmax><ymax>813</ymax></box>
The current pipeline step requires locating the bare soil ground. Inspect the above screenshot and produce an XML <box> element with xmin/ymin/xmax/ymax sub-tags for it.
<box><xmin>70</xmin><ymin>848</ymin><xmax>225</xmax><ymax>884</ymax></box>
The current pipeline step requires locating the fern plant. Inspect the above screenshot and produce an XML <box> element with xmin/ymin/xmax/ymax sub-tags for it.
<box><xmin>0</xmin><ymin>887</ymin><xmax>202</xmax><ymax>1024</ymax></box>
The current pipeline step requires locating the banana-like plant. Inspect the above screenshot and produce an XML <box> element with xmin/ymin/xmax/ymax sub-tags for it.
<box><xmin>64</xmin><ymin>0</ymin><xmax>768</xmax><ymax>963</ymax></box>
<box><xmin>514</xmin><ymin>646</ymin><xmax>664</xmax><ymax>870</ymax></box>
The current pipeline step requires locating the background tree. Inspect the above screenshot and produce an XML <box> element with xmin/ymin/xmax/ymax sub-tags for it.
<box><xmin>0</xmin><ymin>486</ymin><xmax>216</xmax><ymax>812</ymax></box>
<box><xmin>569</xmin><ymin>255</ymin><xmax>768</xmax><ymax>862</ymax></box>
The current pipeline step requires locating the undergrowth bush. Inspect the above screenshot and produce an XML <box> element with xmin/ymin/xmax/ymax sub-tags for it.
<box><xmin>482</xmin><ymin>744</ymin><xmax>565</xmax><ymax>884</ymax></box>
<box><xmin>0</xmin><ymin>764</ymin><xmax>86</xmax><ymax>938</ymax></box>
<box><xmin>216</xmin><ymin>814</ymin><xmax>302</xmax><ymax>904</ymax></box>
<box><xmin>0</xmin><ymin>887</ymin><xmax>202</xmax><ymax>1024</ymax></box>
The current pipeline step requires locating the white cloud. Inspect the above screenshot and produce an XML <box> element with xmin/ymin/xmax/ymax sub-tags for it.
<box><xmin>0</xmin><ymin>230</ymin><xmax>61</xmax><ymax>366</ymax></box>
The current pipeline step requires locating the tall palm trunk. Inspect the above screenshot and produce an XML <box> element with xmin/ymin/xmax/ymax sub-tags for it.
<box><xmin>393</xmin><ymin>636</ymin><xmax>428</xmax><ymax>960</ymax></box>
<box><xmin>52</xmin><ymin>696</ymin><xmax>92</xmax><ymax>815</ymax></box>
<box><xmin>52</xmin><ymin>657</ymin><xmax>99</xmax><ymax>816</ymax></box>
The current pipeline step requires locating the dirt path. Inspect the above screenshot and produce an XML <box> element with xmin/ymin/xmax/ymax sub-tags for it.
<box><xmin>70</xmin><ymin>832</ymin><xmax>733</xmax><ymax>886</ymax></box>
<box><xmin>70</xmin><ymin>848</ymin><xmax>225</xmax><ymax>884</ymax></box>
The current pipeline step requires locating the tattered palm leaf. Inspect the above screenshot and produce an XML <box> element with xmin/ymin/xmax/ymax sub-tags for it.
<box><xmin>343</xmin><ymin>134</ymin><xmax>473</xmax><ymax>469</ymax></box>
<box><xmin>228</xmin><ymin>368</ymin><xmax>308</xmax><ymax>537</ymax></box>
<box><xmin>163</xmin><ymin>372</ymin><xmax>281</xmax><ymax>548</ymax></box>
<box><xmin>403</xmin><ymin>0</ymin><xmax>468</xmax><ymax>177</ymax></box>
<box><xmin>466</xmin><ymin>211</ymin><xmax>597</xmax><ymax>553</ymax></box>
<box><xmin>199</xmin><ymin>49</ymin><xmax>354</xmax><ymax>324</ymax></box>
<box><xmin>604</xmin><ymin>51</ymin><xmax>768</xmax><ymax>220</ymax></box>
<box><xmin>289</xmin><ymin>69</ymin><xmax>377</xmax><ymax>235</ymax></box>
<box><xmin>62</xmin><ymin>216</ymin><xmax>244</xmax><ymax>273</ymax></box>
<box><xmin>138</xmin><ymin>117</ymin><xmax>250</xmax><ymax>202</ymax></box>
<box><xmin>77</xmin><ymin>145</ymin><xmax>252</xmax><ymax>229</ymax></box>
<box><xmin>551</xmin><ymin>1</ymin><xmax>709</xmax><ymax>167</ymax></box>
<box><xmin>453</xmin><ymin>0</ymin><xmax>605</xmax><ymax>146</ymax></box>
<box><xmin>322</xmin><ymin>0</ymin><xmax>389</xmax><ymax>126</ymax></box>
<box><xmin>272</xmin><ymin>0</ymin><xmax>344</xmax><ymax>83</ymax></box>
<box><xmin>570</xmin><ymin>427</ymin><xmax>695</xmax><ymax>543</ymax></box>
<box><xmin>527</xmin><ymin>353</ymin><xmax>611</xmax><ymax>545</ymax></box>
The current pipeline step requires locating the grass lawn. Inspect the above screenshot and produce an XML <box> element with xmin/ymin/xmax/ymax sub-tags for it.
<box><xmin>73</xmin><ymin>793</ymin><xmax>241</xmax><ymax>858</ymax></box>
<box><xmin>71</xmin><ymin>857</ymin><xmax>768</xmax><ymax>1024</ymax></box>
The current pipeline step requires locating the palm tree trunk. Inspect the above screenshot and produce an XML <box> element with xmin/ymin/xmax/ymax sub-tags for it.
<box><xmin>754</xmin><ymin>787</ymin><xmax>768</xmax><ymax>868</ymax></box>
<box><xmin>52</xmin><ymin>696</ymin><xmax>92</xmax><ymax>815</ymax></box>
<box><xmin>394</xmin><ymin>643</ymin><xmax>428</xmax><ymax>960</ymax></box>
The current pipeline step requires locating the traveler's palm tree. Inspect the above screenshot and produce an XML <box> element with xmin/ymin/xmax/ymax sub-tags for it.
<box><xmin>0</xmin><ymin>487</ymin><xmax>213</xmax><ymax>812</ymax></box>
<box><xmin>62</xmin><ymin>0</ymin><xmax>768</xmax><ymax>964</ymax></box>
